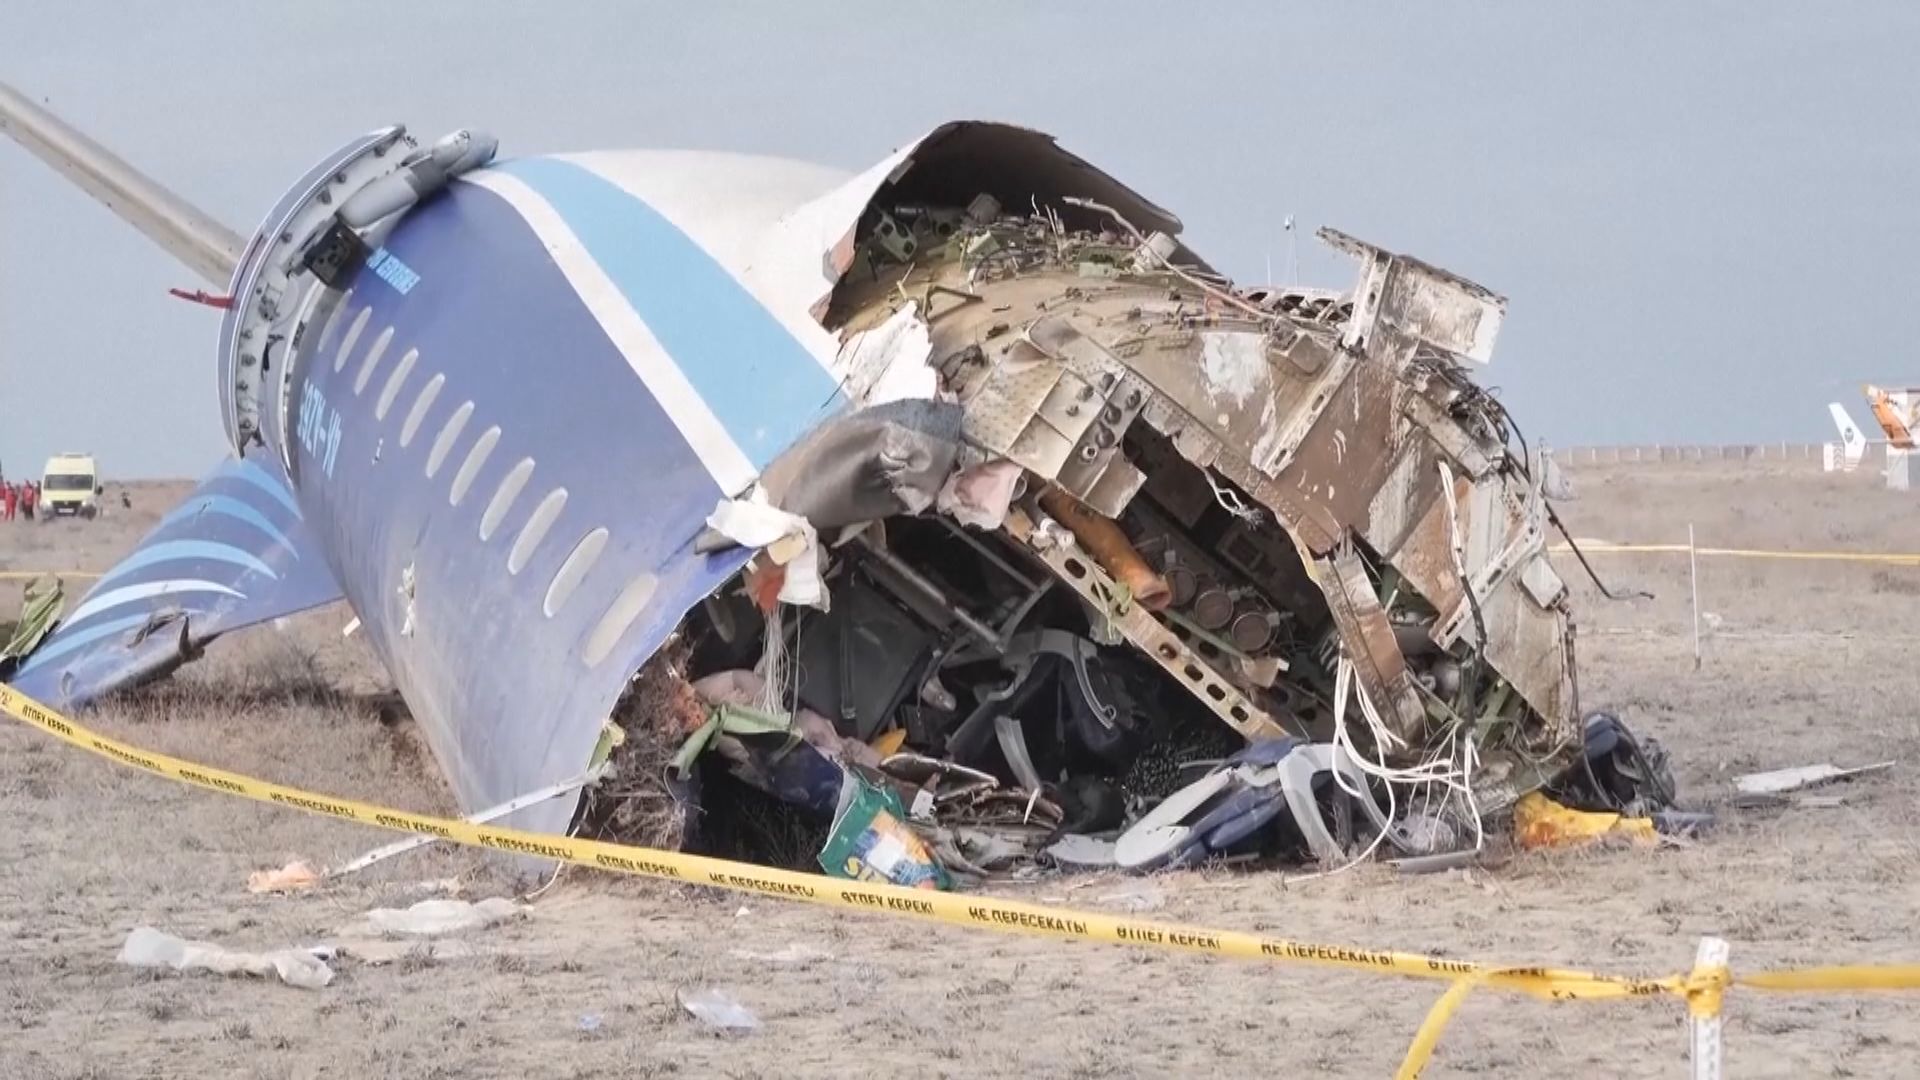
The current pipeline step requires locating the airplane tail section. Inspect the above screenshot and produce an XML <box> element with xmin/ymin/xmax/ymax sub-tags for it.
<box><xmin>1829</xmin><ymin>402</ymin><xmax>1869</xmax><ymax>468</ymax></box>
<box><xmin>2</xmin><ymin>453</ymin><xmax>343</xmax><ymax>707</ymax></box>
<box><xmin>1866</xmin><ymin>384</ymin><xmax>1919</xmax><ymax>450</ymax></box>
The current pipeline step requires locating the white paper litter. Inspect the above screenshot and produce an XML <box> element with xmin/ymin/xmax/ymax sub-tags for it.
<box><xmin>1733</xmin><ymin>761</ymin><xmax>1894</xmax><ymax>796</ymax></box>
<box><xmin>118</xmin><ymin>926</ymin><xmax>334</xmax><ymax>990</ymax></box>
<box><xmin>729</xmin><ymin>944</ymin><xmax>833</xmax><ymax>965</ymax></box>
<box><xmin>679</xmin><ymin>988</ymin><xmax>759</xmax><ymax>1032</ymax></box>
<box><xmin>363</xmin><ymin>897</ymin><xmax>523</xmax><ymax>937</ymax></box>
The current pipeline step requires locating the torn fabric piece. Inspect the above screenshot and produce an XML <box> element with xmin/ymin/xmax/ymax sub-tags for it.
<box><xmin>937</xmin><ymin>459</ymin><xmax>1024</xmax><ymax>530</ymax></box>
<box><xmin>707</xmin><ymin>496</ymin><xmax>824</xmax><ymax>608</ymax></box>
<box><xmin>691</xmin><ymin>669</ymin><xmax>882</xmax><ymax>770</ymax></box>
<box><xmin>118</xmin><ymin>926</ymin><xmax>334</xmax><ymax>989</ymax></box>
<box><xmin>758</xmin><ymin>399</ymin><xmax>964</xmax><ymax>529</ymax></box>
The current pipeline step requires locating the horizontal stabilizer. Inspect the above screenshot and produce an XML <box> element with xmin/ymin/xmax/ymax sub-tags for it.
<box><xmin>0</xmin><ymin>80</ymin><xmax>241</xmax><ymax>284</ymax></box>
<box><xmin>4</xmin><ymin>454</ymin><xmax>343</xmax><ymax>706</ymax></box>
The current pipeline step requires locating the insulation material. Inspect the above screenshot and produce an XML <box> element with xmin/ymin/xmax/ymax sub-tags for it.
<box><xmin>707</xmin><ymin>497</ymin><xmax>824</xmax><ymax>608</ymax></box>
<box><xmin>834</xmin><ymin>303</ymin><xmax>938</xmax><ymax>405</ymax></box>
<box><xmin>759</xmin><ymin>399</ymin><xmax>963</xmax><ymax>530</ymax></box>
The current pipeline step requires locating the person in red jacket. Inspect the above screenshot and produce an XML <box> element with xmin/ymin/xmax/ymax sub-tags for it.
<box><xmin>21</xmin><ymin>482</ymin><xmax>37</xmax><ymax>520</ymax></box>
<box><xmin>3</xmin><ymin>483</ymin><xmax>16</xmax><ymax>522</ymax></box>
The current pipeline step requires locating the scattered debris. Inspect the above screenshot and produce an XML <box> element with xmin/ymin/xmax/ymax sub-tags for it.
<box><xmin>327</xmin><ymin>938</ymin><xmax>476</xmax><ymax>967</ymax></box>
<box><xmin>730</xmin><ymin>943</ymin><xmax>833</xmax><ymax>965</ymax></box>
<box><xmin>820</xmin><ymin>773</ymin><xmax>948</xmax><ymax>888</ymax></box>
<box><xmin>245</xmin><ymin>860</ymin><xmax>319</xmax><ymax>895</ymax></box>
<box><xmin>1043</xmin><ymin>833</ymin><xmax>1117</xmax><ymax>870</ymax></box>
<box><xmin>1093</xmin><ymin>883</ymin><xmax>1167</xmax><ymax>913</ymax></box>
<box><xmin>328</xmin><ymin>767</ymin><xmax>606</xmax><ymax>880</ymax></box>
<box><xmin>1512</xmin><ymin>793</ymin><xmax>1656</xmax><ymax>851</ymax></box>
<box><xmin>118</xmin><ymin>926</ymin><xmax>333</xmax><ymax>990</ymax></box>
<box><xmin>679</xmin><ymin>988</ymin><xmax>760</xmax><ymax>1034</ymax></box>
<box><xmin>0</xmin><ymin>576</ymin><xmax>62</xmax><ymax>670</ymax></box>
<box><xmin>362</xmin><ymin>897</ymin><xmax>522</xmax><ymax>937</ymax></box>
<box><xmin>1733</xmin><ymin>761</ymin><xmax>1895</xmax><ymax>798</ymax></box>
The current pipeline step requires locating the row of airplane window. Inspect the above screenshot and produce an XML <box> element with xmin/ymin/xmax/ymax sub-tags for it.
<box><xmin>314</xmin><ymin>292</ymin><xmax>656</xmax><ymax>667</ymax></box>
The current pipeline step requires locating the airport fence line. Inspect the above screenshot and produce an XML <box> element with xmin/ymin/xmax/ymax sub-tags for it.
<box><xmin>1549</xmin><ymin>443</ymin><xmax>1834</xmax><ymax>465</ymax></box>
<box><xmin>1551</xmin><ymin>542</ymin><xmax>1920</xmax><ymax>566</ymax></box>
<box><xmin>3</xmin><ymin>682</ymin><xmax>1917</xmax><ymax>1078</ymax></box>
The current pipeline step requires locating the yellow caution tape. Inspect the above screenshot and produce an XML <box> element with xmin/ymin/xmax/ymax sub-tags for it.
<box><xmin>0</xmin><ymin>682</ymin><xmax>1673</xmax><ymax>998</ymax></box>
<box><xmin>1738</xmin><ymin>965</ymin><xmax>1920</xmax><ymax>993</ymax></box>
<box><xmin>0</xmin><ymin>571</ymin><xmax>102</xmax><ymax>580</ymax></box>
<box><xmin>1552</xmin><ymin>543</ymin><xmax>1920</xmax><ymax>566</ymax></box>
<box><xmin>1398</xmin><ymin>973</ymin><xmax>1487</xmax><ymax>1079</ymax></box>
<box><xmin>4</xmin><ymin>681</ymin><xmax>1919</xmax><ymax>1074</ymax></box>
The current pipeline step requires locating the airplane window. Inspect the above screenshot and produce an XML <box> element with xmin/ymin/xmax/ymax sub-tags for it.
<box><xmin>543</xmin><ymin>527</ymin><xmax>609</xmax><ymax>616</ymax></box>
<box><xmin>480</xmin><ymin>457</ymin><xmax>535</xmax><ymax>540</ymax></box>
<box><xmin>448</xmin><ymin>426</ymin><xmax>500</xmax><ymax>507</ymax></box>
<box><xmin>400</xmin><ymin>373</ymin><xmax>445</xmax><ymax>447</ymax></box>
<box><xmin>353</xmin><ymin>327</ymin><xmax>394</xmax><ymax>395</ymax></box>
<box><xmin>583</xmin><ymin>571</ymin><xmax>659</xmax><ymax>667</ymax></box>
<box><xmin>375</xmin><ymin>347</ymin><xmax>418</xmax><ymax>421</ymax></box>
<box><xmin>332</xmin><ymin>303</ymin><xmax>369</xmax><ymax>373</ymax></box>
<box><xmin>315</xmin><ymin>288</ymin><xmax>354</xmax><ymax>357</ymax></box>
<box><xmin>508</xmin><ymin>488</ymin><xmax>568</xmax><ymax>574</ymax></box>
<box><xmin>426</xmin><ymin>401</ymin><xmax>475</xmax><ymax>479</ymax></box>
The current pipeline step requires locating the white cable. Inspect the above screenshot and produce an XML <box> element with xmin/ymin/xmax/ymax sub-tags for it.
<box><xmin>1204</xmin><ymin>471</ymin><xmax>1264</xmax><ymax>524</ymax></box>
<box><xmin>1320</xmin><ymin>654</ymin><xmax>1487</xmax><ymax>873</ymax></box>
<box><xmin>754</xmin><ymin>609</ymin><xmax>789</xmax><ymax>716</ymax></box>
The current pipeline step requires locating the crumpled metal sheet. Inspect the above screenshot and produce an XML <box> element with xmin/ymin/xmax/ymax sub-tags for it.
<box><xmin>758</xmin><ymin>399</ymin><xmax>964</xmax><ymax>531</ymax></box>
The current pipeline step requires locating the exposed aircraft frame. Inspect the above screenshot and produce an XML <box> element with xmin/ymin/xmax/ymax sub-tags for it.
<box><xmin>1</xmin><ymin>82</ymin><xmax>1591</xmax><ymax>874</ymax></box>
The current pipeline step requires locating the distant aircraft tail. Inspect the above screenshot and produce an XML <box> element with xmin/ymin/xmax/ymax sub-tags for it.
<box><xmin>1829</xmin><ymin>402</ymin><xmax>1869</xmax><ymax>469</ymax></box>
<box><xmin>1865</xmin><ymin>384</ymin><xmax>1919</xmax><ymax>450</ymax></box>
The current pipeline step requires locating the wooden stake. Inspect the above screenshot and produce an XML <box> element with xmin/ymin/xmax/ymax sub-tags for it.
<box><xmin>1689</xmin><ymin>523</ymin><xmax>1702</xmax><ymax>670</ymax></box>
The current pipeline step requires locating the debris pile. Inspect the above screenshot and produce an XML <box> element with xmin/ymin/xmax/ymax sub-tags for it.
<box><xmin>581</xmin><ymin>175</ymin><xmax>1700</xmax><ymax>886</ymax></box>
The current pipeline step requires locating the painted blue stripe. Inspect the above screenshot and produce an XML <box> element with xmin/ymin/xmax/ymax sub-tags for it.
<box><xmin>229</xmin><ymin>457</ymin><xmax>303</xmax><ymax>520</ymax></box>
<box><xmin>158</xmin><ymin>495</ymin><xmax>295</xmax><ymax>555</ymax></box>
<box><xmin>496</xmin><ymin>157</ymin><xmax>844</xmax><ymax>469</ymax></box>
<box><xmin>95</xmin><ymin>540</ymin><xmax>278</xmax><ymax>589</ymax></box>
<box><xmin>18</xmin><ymin>613</ymin><xmax>154</xmax><ymax>673</ymax></box>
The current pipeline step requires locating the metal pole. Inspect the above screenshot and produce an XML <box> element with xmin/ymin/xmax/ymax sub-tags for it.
<box><xmin>1689</xmin><ymin>936</ymin><xmax>1730</xmax><ymax>1080</ymax></box>
<box><xmin>1690</xmin><ymin>523</ymin><xmax>1702</xmax><ymax>671</ymax></box>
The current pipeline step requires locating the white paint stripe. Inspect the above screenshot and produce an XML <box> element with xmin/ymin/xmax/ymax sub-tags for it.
<box><xmin>464</xmin><ymin>172</ymin><xmax>757</xmax><ymax>496</ymax></box>
<box><xmin>551</xmin><ymin>151</ymin><xmax>847</xmax><ymax>377</ymax></box>
<box><xmin>65</xmin><ymin>578</ymin><xmax>247</xmax><ymax>627</ymax></box>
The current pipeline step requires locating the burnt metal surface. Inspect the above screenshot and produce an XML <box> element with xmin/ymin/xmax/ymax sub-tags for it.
<box><xmin>827</xmin><ymin>194</ymin><xmax>1580</xmax><ymax>783</ymax></box>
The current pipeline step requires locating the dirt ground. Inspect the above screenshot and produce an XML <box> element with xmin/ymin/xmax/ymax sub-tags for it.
<box><xmin>2</xmin><ymin>462</ymin><xmax>1917</xmax><ymax>1079</ymax></box>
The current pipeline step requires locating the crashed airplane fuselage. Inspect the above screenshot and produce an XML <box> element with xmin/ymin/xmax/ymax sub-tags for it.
<box><xmin>0</xmin><ymin>85</ymin><xmax>1578</xmax><ymax>865</ymax></box>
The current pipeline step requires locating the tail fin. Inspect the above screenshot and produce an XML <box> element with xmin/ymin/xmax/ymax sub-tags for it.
<box><xmin>3</xmin><ymin>452</ymin><xmax>342</xmax><ymax>706</ymax></box>
<box><xmin>1829</xmin><ymin>402</ymin><xmax>1868</xmax><ymax>467</ymax></box>
<box><xmin>1866</xmin><ymin>384</ymin><xmax>1919</xmax><ymax>450</ymax></box>
<box><xmin>0</xmin><ymin>80</ymin><xmax>241</xmax><ymax>284</ymax></box>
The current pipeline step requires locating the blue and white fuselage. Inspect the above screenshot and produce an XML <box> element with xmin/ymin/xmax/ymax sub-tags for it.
<box><xmin>9</xmin><ymin>124</ymin><xmax>976</xmax><ymax>832</ymax></box>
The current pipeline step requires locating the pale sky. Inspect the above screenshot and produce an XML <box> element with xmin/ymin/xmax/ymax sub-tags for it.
<box><xmin>4</xmin><ymin>2</ymin><xmax>1916</xmax><ymax>479</ymax></box>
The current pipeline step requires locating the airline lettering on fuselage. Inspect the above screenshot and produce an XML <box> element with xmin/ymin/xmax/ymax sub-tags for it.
<box><xmin>297</xmin><ymin>379</ymin><xmax>343</xmax><ymax>478</ymax></box>
<box><xmin>367</xmin><ymin>247</ymin><xmax>421</xmax><ymax>295</ymax></box>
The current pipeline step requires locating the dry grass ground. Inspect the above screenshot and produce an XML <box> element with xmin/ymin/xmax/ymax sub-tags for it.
<box><xmin>2</xmin><ymin>463</ymin><xmax>1917</xmax><ymax>1078</ymax></box>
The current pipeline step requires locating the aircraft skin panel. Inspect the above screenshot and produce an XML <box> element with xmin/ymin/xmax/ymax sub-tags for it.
<box><xmin>284</xmin><ymin>177</ymin><xmax>752</xmax><ymax>833</ymax></box>
<box><xmin>5</xmin><ymin>454</ymin><xmax>345</xmax><ymax>704</ymax></box>
<box><xmin>489</xmin><ymin>157</ymin><xmax>848</xmax><ymax>468</ymax></box>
